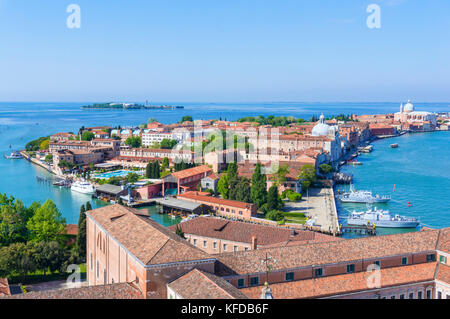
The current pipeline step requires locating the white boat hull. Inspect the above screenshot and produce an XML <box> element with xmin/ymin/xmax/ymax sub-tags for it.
<box><xmin>340</xmin><ymin>198</ymin><xmax>390</xmax><ymax>204</ymax></box>
<box><xmin>71</xmin><ymin>185</ymin><xmax>95</xmax><ymax>195</ymax></box>
<box><xmin>347</xmin><ymin>219</ymin><xmax>419</xmax><ymax>228</ymax></box>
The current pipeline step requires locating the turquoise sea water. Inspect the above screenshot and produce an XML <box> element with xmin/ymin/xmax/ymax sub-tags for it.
<box><xmin>338</xmin><ymin>131</ymin><xmax>450</xmax><ymax>237</ymax></box>
<box><xmin>0</xmin><ymin>102</ymin><xmax>448</xmax><ymax>227</ymax></box>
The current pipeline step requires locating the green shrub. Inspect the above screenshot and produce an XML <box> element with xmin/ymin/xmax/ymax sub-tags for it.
<box><xmin>266</xmin><ymin>210</ymin><xmax>285</xmax><ymax>222</ymax></box>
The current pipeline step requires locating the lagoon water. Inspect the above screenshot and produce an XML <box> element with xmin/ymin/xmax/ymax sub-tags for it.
<box><xmin>0</xmin><ymin>102</ymin><xmax>449</xmax><ymax>227</ymax></box>
<box><xmin>338</xmin><ymin>131</ymin><xmax>450</xmax><ymax>235</ymax></box>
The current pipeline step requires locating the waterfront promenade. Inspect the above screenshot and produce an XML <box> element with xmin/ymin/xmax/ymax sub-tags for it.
<box><xmin>284</xmin><ymin>188</ymin><xmax>340</xmax><ymax>235</ymax></box>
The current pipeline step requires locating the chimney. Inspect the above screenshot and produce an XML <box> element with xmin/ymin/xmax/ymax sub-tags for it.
<box><xmin>251</xmin><ymin>236</ymin><xmax>258</xmax><ymax>250</ymax></box>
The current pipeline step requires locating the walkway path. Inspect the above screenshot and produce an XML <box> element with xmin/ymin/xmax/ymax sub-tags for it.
<box><xmin>284</xmin><ymin>188</ymin><xmax>340</xmax><ymax>234</ymax></box>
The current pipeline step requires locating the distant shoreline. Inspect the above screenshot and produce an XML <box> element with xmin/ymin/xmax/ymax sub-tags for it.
<box><xmin>82</xmin><ymin>103</ymin><xmax>184</xmax><ymax>110</ymax></box>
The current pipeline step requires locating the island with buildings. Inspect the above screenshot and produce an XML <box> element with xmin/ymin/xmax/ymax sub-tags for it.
<box><xmin>82</xmin><ymin>102</ymin><xmax>184</xmax><ymax>110</ymax></box>
<box><xmin>2</xmin><ymin>100</ymin><xmax>450</xmax><ymax>300</ymax></box>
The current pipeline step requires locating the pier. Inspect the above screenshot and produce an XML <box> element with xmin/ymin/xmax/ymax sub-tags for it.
<box><xmin>340</xmin><ymin>224</ymin><xmax>377</xmax><ymax>236</ymax></box>
<box><xmin>285</xmin><ymin>187</ymin><xmax>341</xmax><ymax>236</ymax></box>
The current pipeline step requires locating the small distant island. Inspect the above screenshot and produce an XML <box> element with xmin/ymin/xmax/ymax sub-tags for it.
<box><xmin>82</xmin><ymin>102</ymin><xmax>184</xmax><ymax>110</ymax></box>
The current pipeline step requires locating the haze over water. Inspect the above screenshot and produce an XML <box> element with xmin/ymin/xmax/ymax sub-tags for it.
<box><xmin>0</xmin><ymin>102</ymin><xmax>449</xmax><ymax>227</ymax></box>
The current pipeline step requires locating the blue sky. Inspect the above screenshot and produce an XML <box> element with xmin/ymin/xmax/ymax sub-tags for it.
<box><xmin>0</xmin><ymin>0</ymin><xmax>449</xmax><ymax>102</ymax></box>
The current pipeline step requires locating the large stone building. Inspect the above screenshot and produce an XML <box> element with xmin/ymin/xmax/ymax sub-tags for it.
<box><xmin>394</xmin><ymin>100</ymin><xmax>437</xmax><ymax>130</ymax></box>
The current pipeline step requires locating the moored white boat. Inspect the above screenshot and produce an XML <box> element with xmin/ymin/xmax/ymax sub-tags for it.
<box><xmin>338</xmin><ymin>185</ymin><xmax>390</xmax><ymax>203</ymax></box>
<box><xmin>347</xmin><ymin>206</ymin><xmax>419</xmax><ymax>228</ymax></box>
<box><xmin>4</xmin><ymin>151</ymin><xmax>22</xmax><ymax>159</ymax></box>
<box><xmin>71</xmin><ymin>181</ymin><xmax>95</xmax><ymax>195</ymax></box>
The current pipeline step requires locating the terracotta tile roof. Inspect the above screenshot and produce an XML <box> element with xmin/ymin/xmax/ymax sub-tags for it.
<box><xmin>215</xmin><ymin>229</ymin><xmax>442</xmax><ymax>276</ymax></box>
<box><xmin>168</xmin><ymin>269</ymin><xmax>248</xmax><ymax>299</ymax></box>
<box><xmin>435</xmin><ymin>263</ymin><xmax>450</xmax><ymax>284</ymax></box>
<box><xmin>86</xmin><ymin>205</ymin><xmax>213</xmax><ymax>266</ymax></box>
<box><xmin>437</xmin><ymin>228</ymin><xmax>450</xmax><ymax>254</ymax></box>
<box><xmin>241</xmin><ymin>262</ymin><xmax>438</xmax><ymax>299</ymax></box>
<box><xmin>65</xmin><ymin>224</ymin><xmax>78</xmax><ymax>236</ymax></box>
<box><xmin>5</xmin><ymin>283</ymin><xmax>143</xmax><ymax>299</ymax></box>
<box><xmin>0</xmin><ymin>278</ymin><xmax>10</xmax><ymax>296</ymax></box>
<box><xmin>169</xmin><ymin>217</ymin><xmax>340</xmax><ymax>247</ymax></box>
<box><xmin>178</xmin><ymin>192</ymin><xmax>256</xmax><ymax>210</ymax></box>
<box><xmin>171</xmin><ymin>165</ymin><xmax>212</xmax><ymax>180</ymax></box>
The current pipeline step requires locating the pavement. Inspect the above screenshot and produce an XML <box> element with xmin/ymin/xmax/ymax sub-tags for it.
<box><xmin>283</xmin><ymin>188</ymin><xmax>339</xmax><ymax>234</ymax></box>
<box><xmin>12</xmin><ymin>279</ymin><xmax>88</xmax><ymax>295</ymax></box>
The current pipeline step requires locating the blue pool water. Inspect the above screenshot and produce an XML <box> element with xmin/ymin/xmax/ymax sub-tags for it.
<box><xmin>94</xmin><ymin>170</ymin><xmax>135</xmax><ymax>179</ymax></box>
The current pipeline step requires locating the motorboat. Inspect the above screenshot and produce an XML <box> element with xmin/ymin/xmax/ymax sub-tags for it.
<box><xmin>338</xmin><ymin>185</ymin><xmax>391</xmax><ymax>203</ymax></box>
<box><xmin>347</xmin><ymin>206</ymin><xmax>419</xmax><ymax>228</ymax></box>
<box><xmin>71</xmin><ymin>181</ymin><xmax>95</xmax><ymax>195</ymax></box>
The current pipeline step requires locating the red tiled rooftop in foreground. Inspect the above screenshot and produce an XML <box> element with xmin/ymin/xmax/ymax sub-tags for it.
<box><xmin>178</xmin><ymin>192</ymin><xmax>255</xmax><ymax>210</ymax></box>
<box><xmin>436</xmin><ymin>263</ymin><xmax>450</xmax><ymax>284</ymax></box>
<box><xmin>168</xmin><ymin>269</ymin><xmax>248</xmax><ymax>299</ymax></box>
<box><xmin>169</xmin><ymin>216</ymin><xmax>341</xmax><ymax>247</ymax></box>
<box><xmin>6</xmin><ymin>283</ymin><xmax>143</xmax><ymax>299</ymax></box>
<box><xmin>86</xmin><ymin>205</ymin><xmax>212</xmax><ymax>265</ymax></box>
<box><xmin>0</xmin><ymin>278</ymin><xmax>10</xmax><ymax>296</ymax></box>
<box><xmin>65</xmin><ymin>224</ymin><xmax>78</xmax><ymax>236</ymax></box>
<box><xmin>215</xmin><ymin>229</ymin><xmax>441</xmax><ymax>276</ymax></box>
<box><xmin>241</xmin><ymin>262</ymin><xmax>438</xmax><ymax>299</ymax></box>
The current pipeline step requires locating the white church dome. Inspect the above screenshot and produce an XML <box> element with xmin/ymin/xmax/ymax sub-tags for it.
<box><xmin>403</xmin><ymin>100</ymin><xmax>414</xmax><ymax>113</ymax></box>
<box><xmin>312</xmin><ymin>113</ymin><xmax>330</xmax><ymax>136</ymax></box>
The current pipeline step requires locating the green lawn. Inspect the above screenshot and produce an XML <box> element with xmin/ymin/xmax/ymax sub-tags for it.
<box><xmin>8</xmin><ymin>263</ymin><xmax>86</xmax><ymax>285</ymax></box>
<box><xmin>282</xmin><ymin>212</ymin><xmax>307</xmax><ymax>224</ymax></box>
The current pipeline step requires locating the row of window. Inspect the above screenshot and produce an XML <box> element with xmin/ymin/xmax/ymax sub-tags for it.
<box><xmin>382</xmin><ymin>290</ymin><xmax>433</xmax><ymax>299</ymax></box>
<box><xmin>234</xmin><ymin>255</ymin><xmax>437</xmax><ymax>289</ymax></box>
<box><xmin>191</xmin><ymin>238</ymin><xmax>249</xmax><ymax>252</ymax></box>
<box><xmin>215</xmin><ymin>206</ymin><xmax>244</xmax><ymax>215</ymax></box>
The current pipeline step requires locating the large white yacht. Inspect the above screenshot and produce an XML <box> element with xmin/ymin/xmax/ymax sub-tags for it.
<box><xmin>338</xmin><ymin>185</ymin><xmax>391</xmax><ymax>203</ymax></box>
<box><xmin>347</xmin><ymin>206</ymin><xmax>419</xmax><ymax>228</ymax></box>
<box><xmin>71</xmin><ymin>181</ymin><xmax>95</xmax><ymax>195</ymax></box>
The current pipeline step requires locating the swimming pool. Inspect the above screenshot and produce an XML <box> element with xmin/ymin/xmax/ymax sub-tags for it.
<box><xmin>94</xmin><ymin>170</ymin><xmax>139</xmax><ymax>179</ymax></box>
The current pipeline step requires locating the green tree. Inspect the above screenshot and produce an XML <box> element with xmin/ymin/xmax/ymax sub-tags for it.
<box><xmin>266</xmin><ymin>210</ymin><xmax>285</xmax><ymax>222</ymax></box>
<box><xmin>298</xmin><ymin>164</ymin><xmax>317</xmax><ymax>191</ymax></box>
<box><xmin>39</xmin><ymin>139</ymin><xmax>50</xmax><ymax>150</ymax></box>
<box><xmin>160</xmin><ymin>139</ymin><xmax>178</xmax><ymax>149</ymax></box>
<box><xmin>151</xmin><ymin>161</ymin><xmax>160</xmax><ymax>179</ymax></box>
<box><xmin>217</xmin><ymin>174</ymin><xmax>230</xmax><ymax>199</ymax></box>
<box><xmin>26</xmin><ymin>200</ymin><xmax>66</xmax><ymax>243</ymax></box>
<box><xmin>175</xmin><ymin>224</ymin><xmax>185</xmax><ymax>239</ymax></box>
<box><xmin>0</xmin><ymin>243</ymin><xmax>36</xmax><ymax>278</ymax></box>
<box><xmin>273</xmin><ymin>164</ymin><xmax>289</xmax><ymax>186</ymax></box>
<box><xmin>161</xmin><ymin>157</ymin><xmax>169</xmax><ymax>170</ymax></box>
<box><xmin>229</xmin><ymin>178</ymin><xmax>251</xmax><ymax>203</ymax></box>
<box><xmin>319</xmin><ymin>164</ymin><xmax>333</xmax><ymax>175</ymax></box>
<box><xmin>76</xmin><ymin>205</ymin><xmax>86</xmax><ymax>262</ymax></box>
<box><xmin>126</xmin><ymin>173</ymin><xmax>140</xmax><ymax>184</ymax></box>
<box><xmin>0</xmin><ymin>203</ymin><xmax>29</xmax><ymax>246</ymax></box>
<box><xmin>145</xmin><ymin>162</ymin><xmax>152</xmax><ymax>178</ymax></box>
<box><xmin>85</xmin><ymin>201</ymin><xmax>92</xmax><ymax>211</ymax></box>
<box><xmin>33</xmin><ymin>241</ymin><xmax>69</xmax><ymax>275</ymax></box>
<box><xmin>125</xmin><ymin>136</ymin><xmax>142</xmax><ymax>148</ymax></box>
<box><xmin>250</xmin><ymin>163</ymin><xmax>268</xmax><ymax>207</ymax></box>
<box><xmin>44</xmin><ymin>154</ymin><xmax>53</xmax><ymax>163</ymax></box>
<box><xmin>180</xmin><ymin>115</ymin><xmax>193</xmax><ymax>123</ymax></box>
<box><xmin>81</xmin><ymin>131</ymin><xmax>95</xmax><ymax>141</ymax></box>
<box><xmin>267</xmin><ymin>185</ymin><xmax>283</xmax><ymax>212</ymax></box>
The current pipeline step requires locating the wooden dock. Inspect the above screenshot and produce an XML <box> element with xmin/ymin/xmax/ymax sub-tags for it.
<box><xmin>340</xmin><ymin>224</ymin><xmax>377</xmax><ymax>236</ymax></box>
